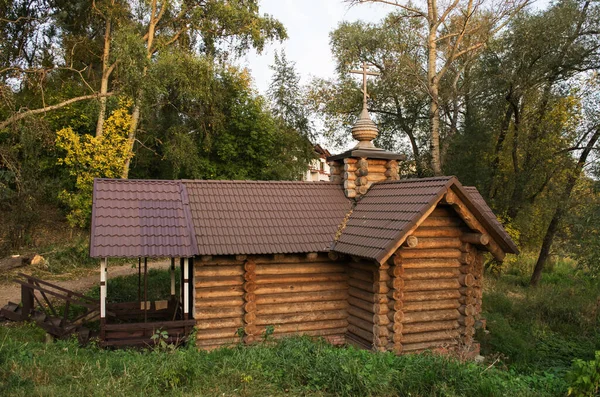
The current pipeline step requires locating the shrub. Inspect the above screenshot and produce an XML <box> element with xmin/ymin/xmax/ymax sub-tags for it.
<box><xmin>566</xmin><ymin>351</ymin><xmax>600</xmax><ymax>397</ymax></box>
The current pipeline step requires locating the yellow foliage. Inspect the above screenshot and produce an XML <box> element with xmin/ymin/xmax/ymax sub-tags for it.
<box><xmin>56</xmin><ymin>99</ymin><xmax>133</xmax><ymax>227</ymax></box>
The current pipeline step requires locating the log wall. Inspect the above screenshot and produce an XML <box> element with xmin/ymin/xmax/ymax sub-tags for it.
<box><xmin>391</xmin><ymin>204</ymin><xmax>484</xmax><ymax>353</ymax></box>
<box><xmin>194</xmin><ymin>253</ymin><xmax>348</xmax><ymax>348</ymax></box>
<box><xmin>346</xmin><ymin>261</ymin><xmax>378</xmax><ymax>348</ymax></box>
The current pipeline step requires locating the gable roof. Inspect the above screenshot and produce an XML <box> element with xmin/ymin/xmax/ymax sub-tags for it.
<box><xmin>90</xmin><ymin>179</ymin><xmax>197</xmax><ymax>258</ymax></box>
<box><xmin>90</xmin><ymin>179</ymin><xmax>352</xmax><ymax>258</ymax></box>
<box><xmin>331</xmin><ymin>176</ymin><xmax>519</xmax><ymax>263</ymax></box>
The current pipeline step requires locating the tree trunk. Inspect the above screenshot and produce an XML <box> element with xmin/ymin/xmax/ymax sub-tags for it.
<box><xmin>530</xmin><ymin>128</ymin><xmax>600</xmax><ymax>286</ymax></box>
<box><xmin>121</xmin><ymin>0</ymin><xmax>159</xmax><ymax>178</ymax></box>
<box><xmin>96</xmin><ymin>12</ymin><xmax>113</xmax><ymax>137</ymax></box>
<box><xmin>428</xmin><ymin>26</ymin><xmax>442</xmax><ymax>176</ymax></box>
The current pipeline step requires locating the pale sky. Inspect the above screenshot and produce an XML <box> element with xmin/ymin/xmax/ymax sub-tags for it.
<box><xmin>241</xmin><ymin>0</ymin><xmax>552</xmax><ymax>95</ymax></box>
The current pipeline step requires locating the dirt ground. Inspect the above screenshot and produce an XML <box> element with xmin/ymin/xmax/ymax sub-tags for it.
<box><xmin>0</xmin><ymin>260</ymin><xmax>170</xmax><ymax>308</ymax></box>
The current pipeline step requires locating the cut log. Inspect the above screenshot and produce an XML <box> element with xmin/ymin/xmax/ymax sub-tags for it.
<box><xmin>195</xmin><ymin>306</ymin><xmax>244</xmax><ymax>319</ymax></box>
<box><xmin>403</xmin><ymin>279</ymin><xmax>461</xmax><ymax>292</ymax></box>
<box><xmin>348</xmin><ymin>315</ymin><xmax>374</xmax><ymax>332</ymax></box>
<box><xmin>196</xmin><ymin>286</ymin><xmax>244</xmax><ymax>298</ymax></box>
<box><xmin>402</xmin><ymin>329</ymin><xmax>460</xmax><ymax>344</ymax></box>
<box><xmin>403</xmin><ymin>268</ymin><xmax>460</xmax><ymax>280</ymax></box>
<box><xmin>194</xmin><ymin>276</ymin><xmax>243</xmax><ymax>288</ymax></box>
<box><xmin>195</xmin><ymin>266</ymin><xmax>244</xmax><ymax>277</ymax></box>
<box><xmin>403</xmin><ymin>309</ymin><xmax>460</xmax><ymax>323</ymax></box>
<box><xmin>401</xmin><ymin>258</ymin><xmax>463</xmax><ymax>269</ymax></box>
<box><xmin>255</xmin><ymin>310</ymin><xmax>347</xmax><ymax>325</ymax></box>
<box><xmin>196</xmin><ymin>317</ymin><xmax>244</xmax><ymax>330</ymax></box>
<box><xmin>403</xmin><ymin>290</ymin><xmax>461</xmax><ymax>302</ymax></box>
<box><xmin>255</xmin><ymin>262</ymin><xmax>344</xmax><ymax>275</ymax></box>
<box><xmin>386</xmin><ymin>310</ymin><xmax>404</xmax><ymax>324</ymax></box>
<box><xmin>388</xmin><ymin>266</ymin><xmax>404</xmax><ymax>277</ymax></box>
<box><xmin>388</xmin><ymin>299</ymin><xmax>403</xmax><ymax>311</ymax></box>
<box><xmin>254</xmin><ymin>290</ymin><xmax>347</xmax><ymax>305</ymax></box>
<box><xmin>458</xmin><ymin>305</ymin><xmax>475</xmax><ymax>316</ymax></box>
<box><xmin>402</xmin><ymin>320</ymin><xmax>459</xmax><ymax>334</ymax></box>
<box><xmin>256</xmin><ymin>300</ymin><xmax>347</xmax><ymax>315</ymax></box>
<box><xmin>460</xmin><ymin>233</ymin><xmax>490</xmax><ymax>246</ymax></box>
<box><xmin>413</xmin><ymin>227</ymin><xmax>464</xmax><ymax>238</ymax></box>
<box><xmin>458</xmin><ymin>316</ymin><xmax>475</xmax><ymax>327</ymax></box>
<box><xmin>402</xmin><ymin>339</ymin><xmax>458</xmax><ymax>352</ymax></box>
<box><xmin>348</xmin><ymin>324</ymin><xmax>374</xmax><ymax>343</ymax></box>
<box><xmin>255</xmin><ymin>281</ymin><xmax>346</xmax><ymax>295</ymax></box>
<box><xmin>404</xmin><ymin>235</ymin><xmax>419</xmax><ymax>248</ymax></box>
<box><xmin>195</xmin><ymin>296</ymin><xmax>244</xmax><ymax>309</ymax></box>
<box><xmin>458</xmin><ymin>274</ymin><xmax>475</xmax><ymax>287</ymax></box>
<box><xmin>403</xmin><ymin>299</ymin><xmax>461</xmax><ymax>312</ymax></box>
<box><xmin>256</xmin><ymin>273</ymin><xmax>346</xmax><ymax>284</ymax></box>
<box><xmin>387</xmin><ymin>289</ymin><xmax>404</xmax><ymax>301</ymax></box>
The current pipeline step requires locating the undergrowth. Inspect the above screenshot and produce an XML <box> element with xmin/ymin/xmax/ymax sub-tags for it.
<box><xmin>0</xmin><ymin>323</ymin><xmax>560</xmax><ymax>397</ymax></box>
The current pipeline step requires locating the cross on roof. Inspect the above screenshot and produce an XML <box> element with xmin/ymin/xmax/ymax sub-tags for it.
<box><xmin>350</xmin><ymin>61</ymin><xmax>380</xmax><ymax>106</ymax></box>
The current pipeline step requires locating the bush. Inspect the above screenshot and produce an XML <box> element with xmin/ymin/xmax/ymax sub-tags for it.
<box><xmin>566</xmin><ymin>352</ymin><xmax>600</xmax><ymax>397</ymax></box>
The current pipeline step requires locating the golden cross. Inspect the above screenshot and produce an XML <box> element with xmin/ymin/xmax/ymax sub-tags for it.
<box><xmin>350</xmin><ymin>61</ymin><xmax>380</xmax><ymax>106</ymax></box>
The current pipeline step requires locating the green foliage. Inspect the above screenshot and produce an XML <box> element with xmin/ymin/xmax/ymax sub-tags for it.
<box><xmin>0</xmin><ymin>328</ymin><xmax>558</xmax><ymax>397</ymax></box>
<box><xmin>481</xmin><ymin>256</ymin><xmax>600</xmax><ymax>376</ymax></box>
<box><xmin>55</xmin><ymin>100</ymin><xmax>133</xmax><ymax>227</ymax></box>
<box><xmin>566</xmin><ymin>352</ymin><xmax>600</xmax><ymax>397</ymax></box>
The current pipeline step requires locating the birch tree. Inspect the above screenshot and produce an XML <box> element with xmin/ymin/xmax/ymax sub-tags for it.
<box><xmin>348</xmin><ymin>0</ymin><xmax>529</xmax><ymax>175</ymax></box>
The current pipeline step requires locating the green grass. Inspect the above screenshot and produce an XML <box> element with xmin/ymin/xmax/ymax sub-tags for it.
<box><xmin>481</xmin><ymin>255</ymin><xmax>600</xmax><ymax>377</ymax></box>
<box><xmin>1</xmin><ymin>255</ymin><xmax>597</xmax><ymax>396</ymax></box>
<box><xmin>0</xmin><ymin>323</ymin><xmax>561</xmax><ymax>397</ymax></box>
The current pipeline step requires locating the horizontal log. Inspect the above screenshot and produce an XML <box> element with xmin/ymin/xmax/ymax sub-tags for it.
<box><xmin>401</xmin><ymin>258</ymin><xmax>463</xmax><ymax>269</ymax></box>
<box><xmin>195</xmin><ymin>286</ymin><xmax>244</xmax><ymax>298</ymax></box>
<box><xmin>199</xmin><ymin>254</ymin><xmax>332</xmax><ymax>266</ymax></box>
<box><xmin>348</xmin><ymin>315</ymin><xmax>374</xmax><ymax>333</ymax></box>
<box><xmin>402</xmin><ymin>320</ymin><xmax>459</xmax><ymax>334</ymax></box>
<box><xmin>373</xmin><ymin>270</ymin><xmax>391</xmax><ymax>283</ymax></box>
<box><xmin>402</xmin><ymin>268</ymin><xmax>461</xmax><ymax>280</ymax></box>
<box><xmin>195</xmin><ymin>296</ymin><xmax>244</xmax><ymax>309</ymax></box>
<box><xmin>458</xmin><ymin>295</ymin><xmax>476</xmax><ymax>305</ymax></box>
<box><xmin>194</xmin><ymin>276</ymin><xmax>243</xmax><ymax>288</ymax></box>
<box><xmin>366</xmin><ymin>173</ymin><xmax>387</xmax><ymax>182</ymax></box>
<box><xmin>348</xmin><ymin>296</ymin><xmax>375</xmax><ymax>313</ymax></box>
<box><xmin>273</xmin><ymin>319</ymin><xmax>348</xmax><ymax>334</ymax></box>
<box><xmin>413</xmin><ymin>227</ymin><xmax>464</xmax><ymax>238</ymax></box>
<box><xmin>348</xmin><ymin>262</ymin><xmax>377</xmax><ymax>273</ymax></box>
<box><xmin>255</xmin><ymin>281</ymin><xmax>346</xmax><ymax>295</ymax></box>
<box><xmin>349</xmin><ymin>287</ymin><xmax>377</xmax><ymax>303</ymax></box>
<box><xmin>195</xmin><ymin>338</ymin><xmax>239</xmax><ymax>347</ymax></box>
<box><xmin>403</xmin><ymin>309</ymin><xmax>460</xmax><ymax>324</ymax></box>
<box><xmin>255</xmin><ymin>310</ymin><xmax>347</xmax><ymax>325</ymax></box>
<box><xmin>196</xmin><ymin>327</ymin><xmax>240</xmax><ymax>340</ymax></box>
<box><xmin>403</xmin><ymin>299</ymin><xmax>461</xmax><ymax>312</ymax></box>
<box><xmin>403</xmin><ymin>290</ymin><xmax>461</xmax><ymax>302</ymax></box>
<box><xmin>402</xmin><ymin>339</ymin><xmax>458</xmax><ymax>352</ymax></box>
<box><xmin>273</xmin><ymin>327</ymin><xmax>347</xmax><ymax>339</ymax></box>
<box><xmin>348</xmin><ymin>278</ymin><xmax>375</xmax><ymax>293</ymax></box>
<box><xmin>402</xmin><ymin>329</ymin><xmax>460</xmax><ymax>344</ymax></box>
<box><xmin>410</xmin><ymin>237</ymin><xmax>464</xmax><ymax>250</ymax></box>
<box><xmin>430</xmin><ymin>207</ymin><xmax>454</xmax><ymax>217</ymax></box>
<box><xmin>373</xmin><ymin>281</ymin><xmax>390</xmax><ymax>295</ymax></box>
<box><xmin>256</xmin><ymin>273</ymin><xmax>347</xmax><ymax>284</ymax></box>
<box><xmin>195</xmin><ymin>266</ymin><xmax>243</xmax><ymax>277</ymax></box>
<box><xmin>195</xmin><ymin>306</ymin><xmax>244</xmax><ymax>319</ymax></box>
<box><xmin>403</xmin><ymin>278</ymin><xmax>461</xmax><ymax>291</ymax></box>
<box><xmin>348</xmin><ymin>324</ymin><xmax>374</xmax><ymax>343</ymax></box>
<box><xmin>348</xmin><ymin>268</ymin><xmax>374</xmax><ymax>283</ymax></box>
<box><xmin>256</xmin><ymin>300</ymin><xmax>347</xmax><ymax>315</ymax></box>
<box><xmin>421</xmin><ymin>216</ymin><xmax>464</xmax><ymax>228</ymax></box>
<box><xmin>460</xmin><ymin>233</ymin><xmax>490</xmax><ymax>246</ymax></box>
<box><xmin>254</xmin><ymin>289</ymin><xmax>347</xmax><ymax>305</ymax></box>
<box><xmin>398</xmin><ymin>248</ymin><xmax>463</xmax><ymax>259</ymax></box>
<box><xmin>348</xmin><ymin>305</ymin><xmax>374</xmax><ymax>323</ymax></box>
<box><xmin>196</xmin><ymin>317</ymin><xmax>244</xmax><ymax>330</ymax></box>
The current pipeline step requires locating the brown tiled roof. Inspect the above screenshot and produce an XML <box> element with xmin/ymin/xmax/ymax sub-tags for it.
<box><xmin>90</xmin><ymin>179</ymin><xmax>352</xmax><ymax>258</ymax></box>
<box><xmin>462</xmin><ymin>186</ymin><xmax>519</xmax><ymax>255</ymax></box>
<box><xmin>331</xmin><ymin>177</ymin><xmax>519</xmax><ymax>263</ymax></box>
<box><xmin>182</xmin><ymin>180</ymin><xmax>352</xmax><ymax>256</ymax></box>
<box><xmin>90</xmin><ymin>179</ymin><xmax>197</xmax><ymax>258</ymax></box>
<box><xmin>331</xmin><ymin>177</ymin><xmax>453</xmax><ymax>262</ymax></box>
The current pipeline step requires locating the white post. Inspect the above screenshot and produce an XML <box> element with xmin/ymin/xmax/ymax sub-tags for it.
<box><xmin>100</xmin><ymin>257</ymin><xmax>107</xmax><ymax>338</ymax></box>
<box><xmin>170</xmin><ymin>258</ymin><xmax>176</xmax><ymax>297</ymax></box>
<box><xmin>183</xmin><ymin>258</ymin><xmax>189</xmax><ymax>319</ymax></box>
